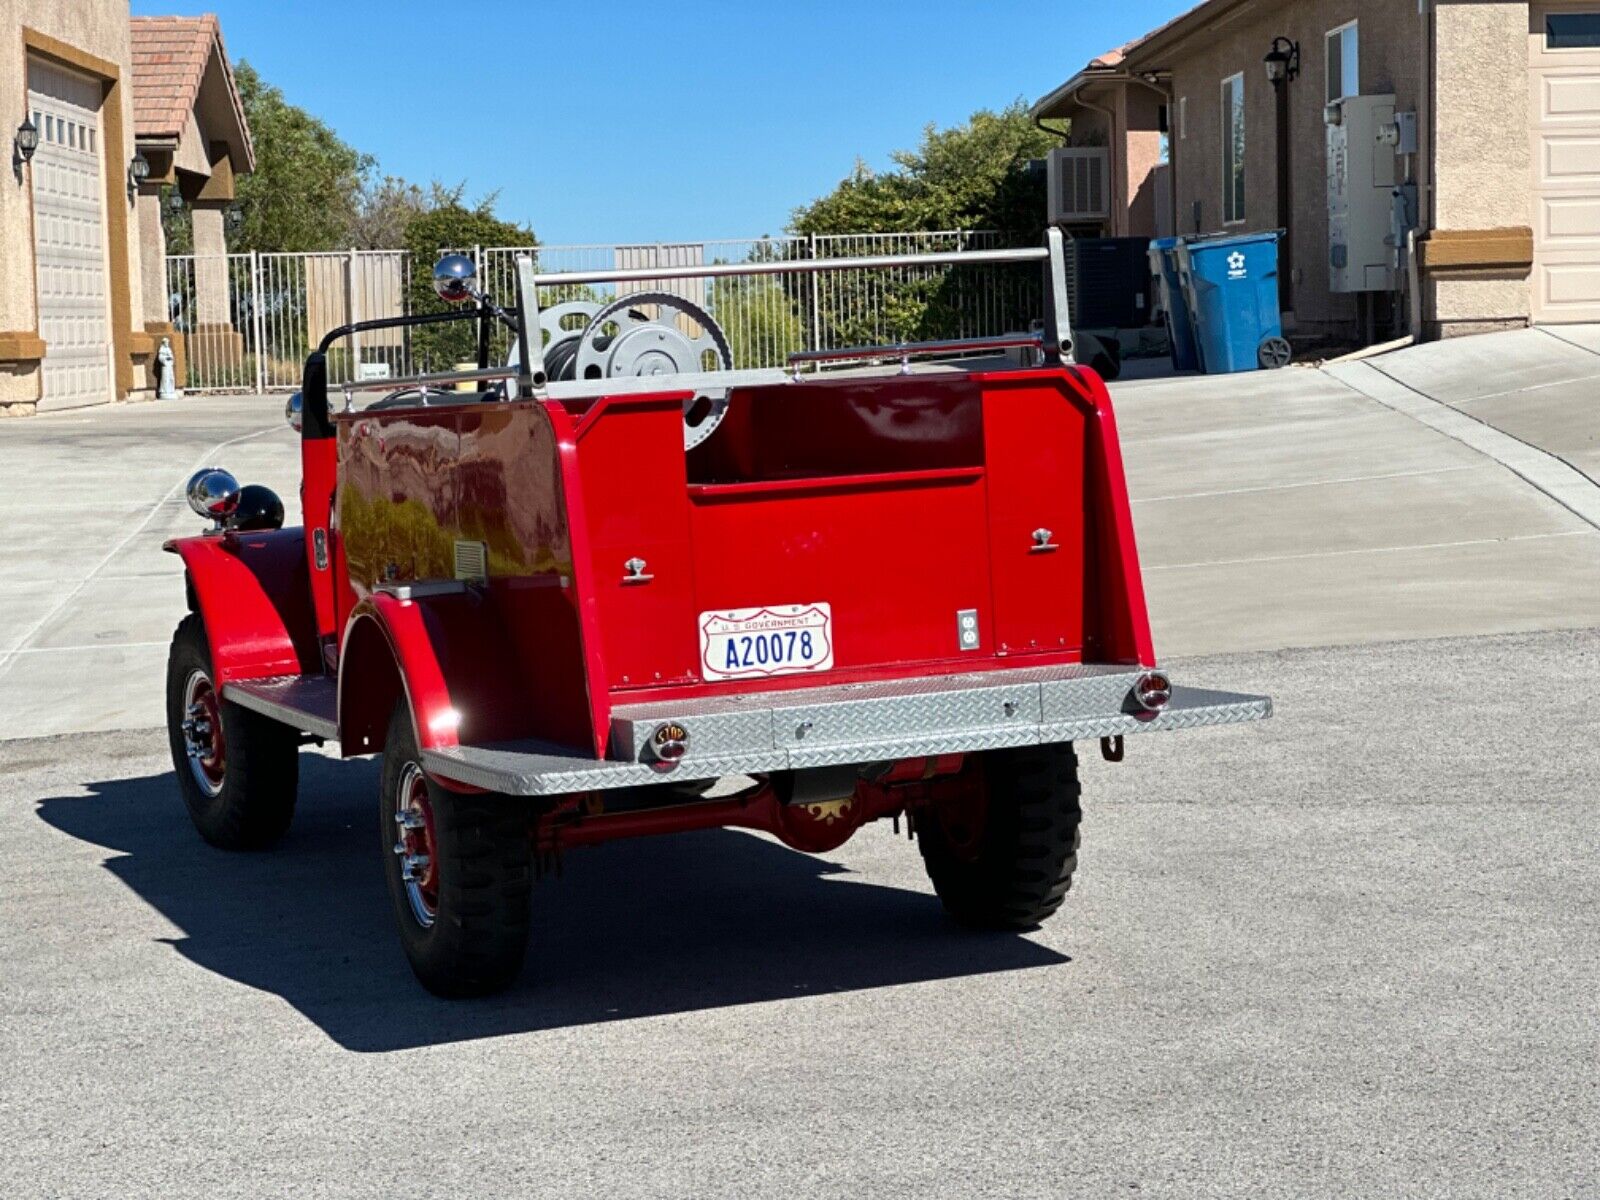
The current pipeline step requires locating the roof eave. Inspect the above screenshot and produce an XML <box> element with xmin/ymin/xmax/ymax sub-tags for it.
<box><xmin>1117</xmin><ymin>0</ymin><xmax>1258</xmax><ymax>72</ymax></box>
<box><xmin>1031</xmin><ymin>65</ymin><xmax>1117</xmax><ymax>120</ymax></box>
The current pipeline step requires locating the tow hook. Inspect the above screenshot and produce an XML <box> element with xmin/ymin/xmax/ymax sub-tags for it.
<box><xmin>1100</xmin><ymin>735</ymin><xmax>1124</xmax><ymax>763</ymax></box>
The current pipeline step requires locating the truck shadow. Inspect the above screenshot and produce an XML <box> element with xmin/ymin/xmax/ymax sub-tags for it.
<box><xmin>36</xmin><ymin>754</ymin><xmax>1068</xmax><ymax>1052</ymax></box>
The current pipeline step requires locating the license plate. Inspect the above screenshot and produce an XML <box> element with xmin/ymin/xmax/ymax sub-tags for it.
<box><xmin>699</xmin><ymin>603</ymin><xmax>834</xmax><ymax>682</ymax></box>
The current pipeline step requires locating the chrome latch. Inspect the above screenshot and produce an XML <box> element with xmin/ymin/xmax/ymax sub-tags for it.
<box><xmin>623</xmin><ymin>556</ymin><xmax>654</xmax><ymax>584</ymax></box>
<box><xmin>1031</xmin><ymin>528</ymin><xmax>1059</xmax><ymax>553</ymax></box>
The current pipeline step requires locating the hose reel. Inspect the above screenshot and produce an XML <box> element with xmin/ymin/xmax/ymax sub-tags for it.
<box><xmin>534</xmin><ymin>291</ymin><xmax>734</xmax><ymax>450</ymax></box>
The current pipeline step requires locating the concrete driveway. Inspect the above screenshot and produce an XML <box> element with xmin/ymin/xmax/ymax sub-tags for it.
<box><xmin>1119</xmin><ymin>328</ymin><xmax>1600</xmax><ymax>657</ymax></box>
<box><xmin>2</xmin><ymin>328</ymin><xmax>1599</xmax><ymax>738</ymax></box>
<box><xmin>0</xmin><ymin>397</ymin><xmax>297</xmax><ymax>739</ymax></box>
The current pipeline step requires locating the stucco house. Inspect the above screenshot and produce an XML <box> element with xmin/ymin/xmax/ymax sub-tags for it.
<box><xmin>1033</xmin><ymin>1</ymin><xmax>1600</xmax><ymax>341</ymax></box>
<box><xmin>1</xmin><ymin>2</ymin><xmax>250</xmax><ymax>414</ymax></box>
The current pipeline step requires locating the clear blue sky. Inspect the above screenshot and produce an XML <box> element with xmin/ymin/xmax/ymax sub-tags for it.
<box><xmin>131</xmin><ymin>0</ymin><xmax>1189</xmax><ymax>245</ymax></box>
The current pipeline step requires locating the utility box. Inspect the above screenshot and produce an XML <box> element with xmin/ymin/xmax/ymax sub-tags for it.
<box><xmin>1327</xmin><ymin>94</ymin><xmax>1397</xmax><ymax>293</ymax></box>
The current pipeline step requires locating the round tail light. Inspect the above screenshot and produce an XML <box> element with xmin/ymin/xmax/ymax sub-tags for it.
<box><xmin>646</xmin><ymin>722</ymin><xmax>690</xmax><ymax>771</ymax></box>
<box><xmin>1133</xmin><ymin>671</ymin><xmax>1172</xmax><ymax>713</ymax></box>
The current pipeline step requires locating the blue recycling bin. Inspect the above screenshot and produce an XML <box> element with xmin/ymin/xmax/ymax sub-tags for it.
<box><xmin>1149</xmin><ymin>237</ymin><xmax>1200</xmax><ymax>372</ymax></box>
<box><xmin>1175</xmin><ymin>231</ymin><xmax>1290</xmax><ymax>374</ymax></box>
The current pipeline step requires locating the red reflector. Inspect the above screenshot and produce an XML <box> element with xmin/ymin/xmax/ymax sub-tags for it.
<box><xmin>1133</xmin><ymin>671</ymin><xmax>1171</xmax><ymax>712</ymax></box>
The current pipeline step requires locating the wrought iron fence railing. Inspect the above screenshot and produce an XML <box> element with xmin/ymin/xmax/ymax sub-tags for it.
<box><xmin>164</xmin><ymin>231</ymin><xmax>1039</xmax><ymax>393</ymax></box>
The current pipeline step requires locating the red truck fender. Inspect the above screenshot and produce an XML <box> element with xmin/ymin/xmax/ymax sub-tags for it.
<box><xmin>164</xmin><ymin>528</ymin><xmax>321</xmax><ymax>685</ymax></box>
<box><xmin>337</xmin><ymin>589</ymin><xmax>540</xmax><ymax>757</ymax></box>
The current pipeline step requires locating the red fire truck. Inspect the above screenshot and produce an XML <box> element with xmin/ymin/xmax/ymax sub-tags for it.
<box><xmin>165</xmin><ymin>233</ymin><xmax>1270</xmax><ymax>996</ymax></box>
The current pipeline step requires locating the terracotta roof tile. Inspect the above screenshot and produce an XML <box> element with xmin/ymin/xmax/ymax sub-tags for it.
<box><xmin>129</xmin><ymin>14</ymin><xmax>254</xmax><ymax>170</ymax></box>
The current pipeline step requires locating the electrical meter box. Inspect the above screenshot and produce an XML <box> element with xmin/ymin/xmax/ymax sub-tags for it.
<box><xmin>1327</xmin><ymin>94</ymin><xmax>1398</xmax><ymax>293</ymax></box>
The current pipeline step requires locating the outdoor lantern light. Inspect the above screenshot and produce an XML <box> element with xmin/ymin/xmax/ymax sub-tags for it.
<box><xmin>1264</xmin><ymin>37</ymin><xmax>1300</xmax><ymax>87</ymax></box>
<box><xmin>127</xmin><ymin>150</ymin><xmax>150</xmax><ymax>197</ymax></box>
<box><xmin>167</xmin><ymin>188</ymin><xmax>184</xmax><ymax>211</ymax></box>
<box><xmin>13</xmin><ymin>116</ymin><xmax>39</xmax><ymax>181</ymax></box>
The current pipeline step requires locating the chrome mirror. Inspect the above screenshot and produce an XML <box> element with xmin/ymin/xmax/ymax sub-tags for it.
<box><xmin>432</xmin><ymin>254</ymin><xmax>478</xmax><ymax>304</ymax></box>
<box><xmin>186</xmin><ymin>467</ymin><xmax>241</xmax><ymax>523</ymax></box>
<box><xmin>285</xmin><ymin>391</ymin><xmax>303</xmax><ymax>432</ymax></box>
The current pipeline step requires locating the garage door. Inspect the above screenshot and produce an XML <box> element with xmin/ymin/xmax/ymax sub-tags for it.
<box><xmin>27</xmin><ymin>58</ymin><xmax>113</xmax><ymax>410</ymax></box>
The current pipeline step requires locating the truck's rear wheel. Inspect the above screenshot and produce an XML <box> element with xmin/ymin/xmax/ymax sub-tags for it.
<box><xmin>165</xmin><ymin>613</ymin><xmax>299</xmax><ymax>849</ymax></box>
<box><xmin>916</xmin><ymin>743</ymin><xmax>1082</xmax><ymax>929</ymax></box>
<box><xmin>379</xmin><ymin>701</ymin><xmax>532</xmax><ymax>997</ymax></box>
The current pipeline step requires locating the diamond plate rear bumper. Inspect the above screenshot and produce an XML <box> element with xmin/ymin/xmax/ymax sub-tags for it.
<box><xmin>419</xmin><ymin>665</ymin><xmax>1271</xmax><ymax>797</ymax></box>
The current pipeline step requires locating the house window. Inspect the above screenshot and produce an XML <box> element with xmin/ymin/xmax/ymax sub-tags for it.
<box><xmin>1547</xmin><ymin>13</ymin><xmax>1600</xmax><ymax>49</ymax></box>
<box><xmin>1179</xmin><ymin>96</ymin><xmax>1188</xmax><ymax>140</ymax></box>
<box><xmin>1221</xmin><ymin>74</ymin><xmax>1245</xmax><ymax>224</ymax></box>
<box><xmin>1327</xmin><ymin>21</ymin><xmax>1359</xmax><ymax>103</ymax></box>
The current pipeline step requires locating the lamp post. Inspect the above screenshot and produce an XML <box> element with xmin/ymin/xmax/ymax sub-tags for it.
<box><xmin>1264</xmin><ymin>38</ymin><xmax>1300</xmax><ymax>315</ymax></box>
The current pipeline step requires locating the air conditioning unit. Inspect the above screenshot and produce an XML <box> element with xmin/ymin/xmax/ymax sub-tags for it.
<box><xmin>1048</xmin><ymin>147</ymin><xmax>1111</xmax><ymax>226</ymax></box>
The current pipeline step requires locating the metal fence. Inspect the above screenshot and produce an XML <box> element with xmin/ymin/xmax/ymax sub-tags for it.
<box><xmin>164</xmin><ymin>231</ymin><xmax>1040</xmax><ymax>393</ymax></box>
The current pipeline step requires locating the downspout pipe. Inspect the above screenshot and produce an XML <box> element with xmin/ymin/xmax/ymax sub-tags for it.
<box><xmin>1073</xmin><ymin>88</ymin><xmax>1121</xmax><ymax>234</ymax></box>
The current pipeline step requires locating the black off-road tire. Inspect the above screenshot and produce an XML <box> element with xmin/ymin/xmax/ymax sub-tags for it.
<box><xmin>165</xmin><ymin>613</ymin><xmax>299</xmax><ymax>850</ymax></box>
<box><xmin>917</xmin><ymin>743</ymin><xmax>1083</xmax><ymax>929</ymax></box>
<box><xmin>379</xmin><ymin>701</ymin><xmax>532</xmax><ymax>998</ymax></box>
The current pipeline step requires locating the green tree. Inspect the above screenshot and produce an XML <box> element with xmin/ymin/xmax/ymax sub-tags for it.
<box><xmin>402</xmin><ymin>194</ymin><xmax>537</xmax><ymax>369</ymax></box>
<box><xmin>789</xmin><ymin>102</ymin><xmax>1056</xmax><ymax>346</ymax></box>
<box><xmin>187</xmin><ymin>61</ymin><xmax>372</xmax><ymax>253</ymax></box>
<box><xmin>792</xmin><ymin>101</ymin><xmax>1055</xmax><ymax>238</ymax></box>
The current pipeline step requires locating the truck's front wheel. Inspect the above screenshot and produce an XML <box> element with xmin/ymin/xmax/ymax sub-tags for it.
<box><xmin>379</xmin><ymin>702</ymin><xmax>532</xmax><ymax>997</ymax></box>
<box><xmin>916</xmin><ymin>743</ymin><xmax>1082</xmax><ymax>929</ymax></box>
<box><xmin>166</xmin><ymin>613</ymin><xmax>299</xmax><ymax>849</ymax></box>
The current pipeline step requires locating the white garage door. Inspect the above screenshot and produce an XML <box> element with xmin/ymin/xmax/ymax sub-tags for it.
<box><xmin>28</xmin><ymin>58</ymin><xmax>113</xmax><ymax>410</ymax></box>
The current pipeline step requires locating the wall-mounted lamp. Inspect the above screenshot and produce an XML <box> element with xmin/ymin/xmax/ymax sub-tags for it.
<box><xmin>167</xmin><ymin>188</ymin><xmax>184</xmax><ymax>211</ymax></box>
<box><xmin>127</xmin><ymin>150</ymin><xmax>150</xmax><ymax>199</ymax></box>
<box><xmin>13</xmin><ymin>116</ymin><xmax>39</xmax><ymax>182</ymax></box>
<box><xmin>1264</xmin><ymin>37</ymin><xmax>1300</xmax><ymax>87</ymax></box>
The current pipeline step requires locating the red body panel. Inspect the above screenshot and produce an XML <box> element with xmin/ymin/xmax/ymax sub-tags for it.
<box><xmin>165</xmin><ymin>528</ymin><xmax>321</xmax><ymax>685</ymax></box>
<box><xmin>283</xmin><ymin>364</ymin><xmax>1155</xmax><ymax>765</ymax></box>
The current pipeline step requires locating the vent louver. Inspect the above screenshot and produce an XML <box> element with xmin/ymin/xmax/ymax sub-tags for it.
<box><xmin>1048</xmin><ymin>147</ymin><xmax>1111</xmax><ymax>225</ymax></box>
<box><xmin>454</xmin><ymin>540</ymin><xmax>488</xmax><ymax>582</ymax></box>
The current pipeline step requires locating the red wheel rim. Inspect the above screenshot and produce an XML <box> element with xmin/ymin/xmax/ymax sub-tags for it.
<box><xmin>393</xmin><ymin>763</ymin><xmax>440</xmax><ymax>927</ymax></box>
<box><xmin>181</xmin><ymin>670</ymin><xmax>226</xmax><ymax>796</ymax></box>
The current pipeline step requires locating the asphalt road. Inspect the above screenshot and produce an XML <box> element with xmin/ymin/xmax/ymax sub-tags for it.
<box><xmin>4</xmin><ymin>628</ymin><xmax>1596</xmax><ymax>1197</ymax></box>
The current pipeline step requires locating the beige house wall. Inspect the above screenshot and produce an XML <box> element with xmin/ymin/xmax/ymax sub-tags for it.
<box><xmin>1428</xmin><ymin>1</ymin><xmax>1534</xmax><ymax>336</ymax></box>
<box><xmin>0</xmin><ymin>0</ymin><xmax>151</xmax><ymax>413</ymax></box>
<box><xmin>1156</xmin><ymin>0</ymin><xmax>1424</xmax><ymax>331</ymax></box>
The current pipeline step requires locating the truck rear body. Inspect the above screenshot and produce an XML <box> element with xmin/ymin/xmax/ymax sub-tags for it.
<box><xmin>329</xmin><ymin>362</ymin><xmax>1156</xmax><ymax>766</ymax></box>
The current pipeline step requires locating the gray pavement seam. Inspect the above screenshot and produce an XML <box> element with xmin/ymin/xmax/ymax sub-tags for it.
<box><xmin>1534</xmin><ymin>325</ymin><xmax>1600</xmax><ymax>359</ymax></box>
<box><xmin>1145</xmin><ymin>528</ymin><xmax>1593</xmax><ymax>571</ymax></box>
<box><xmin>1324</xmin><ymin>361</ymin><xmax>1600</xmax><ymax>531</ymax></box>
<box><xmin>0</xmin><ymin>423</ymin><xmax>282</xmax><ymax>675</ymax></box>
<box><xmin>1132</xmin><ymin>463</ymin><xmax>1479</xmax><ymax>505</ymax></box>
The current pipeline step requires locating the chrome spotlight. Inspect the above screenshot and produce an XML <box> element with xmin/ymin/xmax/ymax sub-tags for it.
<box><xmin>285</xmin><ymin>391</ymin><xmax>303</xmax><ymax>432</ymax></box>
<box><xmin>432</xmin><ymin>254</ymin><xmax>478</xmax><ymax>304</ymax></box>
<box><xmin>185</xmin><ymin>467</ymin><xmax>241</xmax><ymax>523</ymax></box>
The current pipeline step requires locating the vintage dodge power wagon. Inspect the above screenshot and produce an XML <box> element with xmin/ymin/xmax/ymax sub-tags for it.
<box><xmin>165</xmin><ymin>232</ymin><xmax>1270</xmax><ymax>996</ymax></box>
